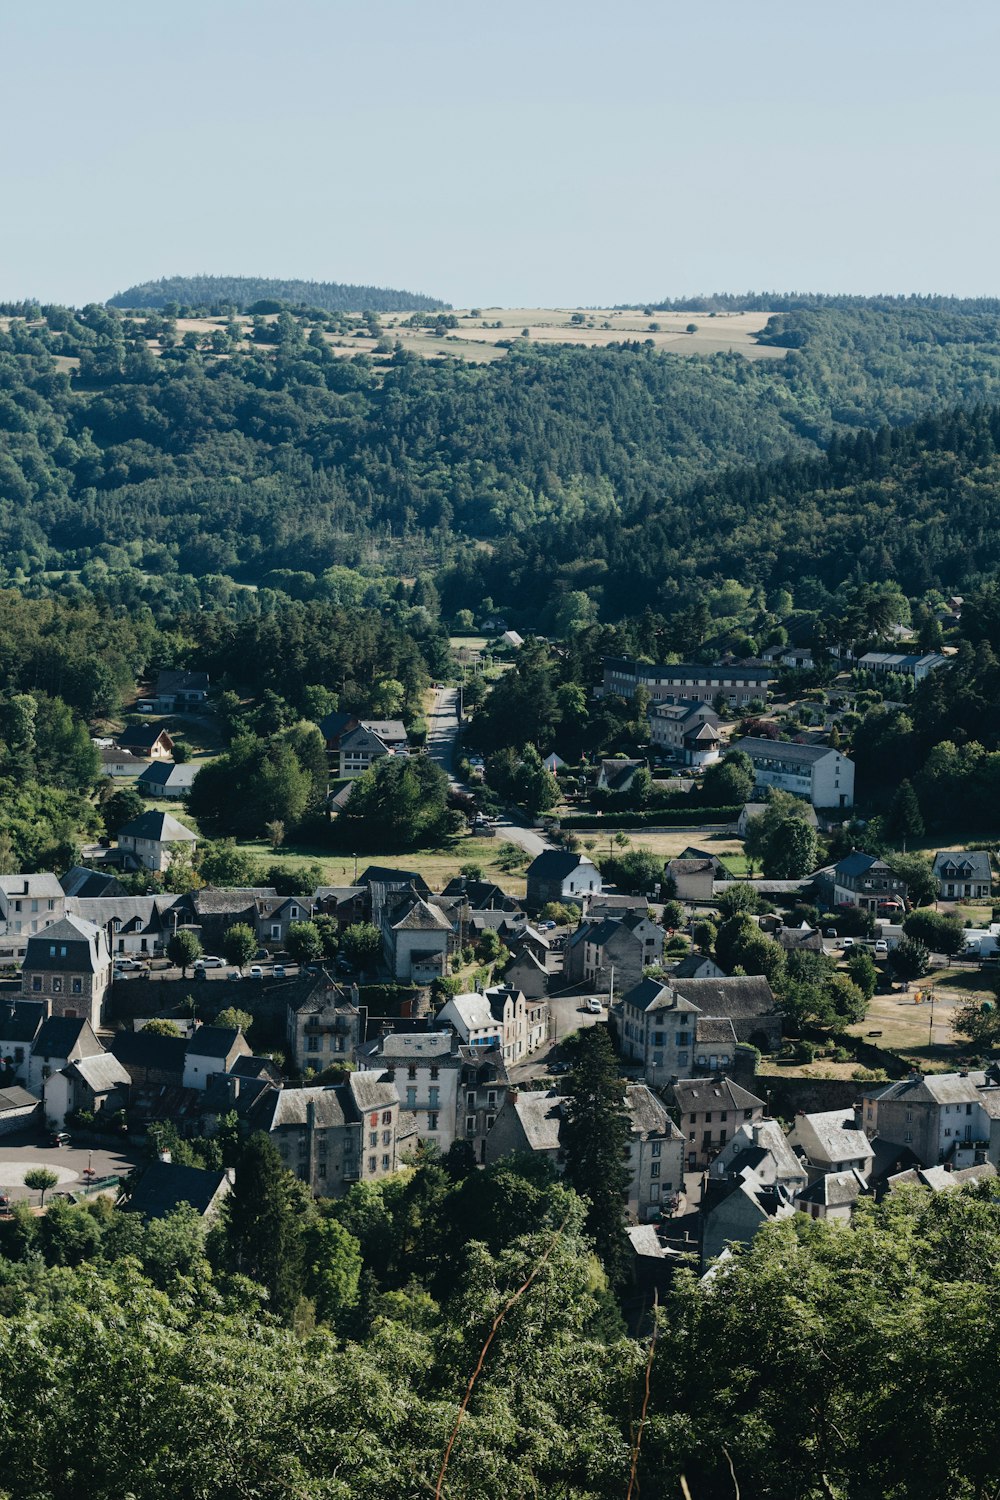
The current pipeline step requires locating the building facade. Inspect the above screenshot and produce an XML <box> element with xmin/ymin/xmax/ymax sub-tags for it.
<box><xmin>602</xmin><ymin>657</ymin><xmax>773</xmax><ymax>707</ymax></box>
<box><xmin>21</xmin><ymin>915</ymin><xmax>112</xmax><ymax>1030</ymax></box>
<box><xmin>733</xmin><ymin>736</ymin><xmax>855</xmax><ymax>809</ymax></box>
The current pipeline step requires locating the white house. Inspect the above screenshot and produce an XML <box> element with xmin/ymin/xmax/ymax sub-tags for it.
<box><xmin>525</xmin><ymin>851</ymin><xmax>602</xmax><ymax>911</ymax></box>
<box><xmin>438</xmin><ymin>985</ymin><xmax>546</xmax><ymax>1065</ymax></box>
<box><xmin>182</xmin><ymin>1026</ymin><xmax>252</xmax><ymax>1091</ymax></box>
<box><xmin>117</xmin><ymin>810</ymin><xmax>198</xmax><ymax>873</ymax></box>
<box><xmin>857</xmin><ymin>651</ymin><xmax>950</xmax><ymax>683</ymax></box>
<box><xmin>361</xmin><ymin>1031</ymin><xmax>464</xmax><ymax>1153</ymax></box>
<box><xmin>732</xmin><ymin>737</ymin><xmax>855</xmax><ymax>809</ymax></box>
<box><xmin>933</xmin><ymin>850</ymin><xmax>992</xmax><ymax>901</ymax></box>
<box><xmin>787</xmin><ymin>1109</ymin><xmax>874</xmax><ymax>1182</ymax></box>
<box><xmin>0</xmin><ymin>873</ymin><xmax>65</xmax><ymax>960</ymax></box>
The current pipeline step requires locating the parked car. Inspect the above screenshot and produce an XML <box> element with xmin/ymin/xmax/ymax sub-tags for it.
<box><xmin>50</xmin><ymin>1131</ymin><xmax>71</xmax><ymax>1147</ymax></box>
<box><xmin>249</xmin><ymin>965</ymin><xmax>264</xmax><ymax>980</ymax></box>
<box><xmin>874</xmin><ymin>939</ymin><xmax>889</xmax><ymax>956</ymax></box>
<box><xmin>194</xmin><ymin>955</ymin><xmax>225</xmax><ymax>969</ymax></box>
<box><xmin>585</xmin><ymin>998</ymin><xmax>604</xmax><ymax>1014</ymax></box>
<box><xmin>549</xmin><ymin>1060</ymin><xmax>571</xmax><ymax>1075</ymax></box>
<box><xmin>227</xmin><ymin>969</ymin><xmax>242</xmax><ymax>981</ymax></box>
<box><xmin>841</xmin><ymin>937</ymin><xmax>854</xmax><ymax>949</ymax></box>
<box><xmin>255</xmin><ymin>949</ymin><xmax>271</xmax><ymax>961</ymax></box>
<box><xmin>273</xmin><ymin>964</ymin><xmax>287</xmax><ymax>978</ymax></box>
<box><xmin>113</xmin><ymin>957</ymin><xmax>148</xmax><ymax>973</ymax></box>
<box><xmin>824</xmin><ymin>928</ymin><xmax>838</xmax><ymax>938</ymax></box>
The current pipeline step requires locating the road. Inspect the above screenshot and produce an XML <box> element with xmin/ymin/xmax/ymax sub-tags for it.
<box><xmin>429</xmin><ymin>685</ymin><xmax>555</xmax><ymax>857</ymax></box>
<box><xmin>0</xmin><ymin>1128</ymin><xmax>139</xmax><ymax>1203</ymax></box>
<box><xmin>509</xmin><ymin>995</ymin><xmax>609</xmax><ymax>1081</ymax></box>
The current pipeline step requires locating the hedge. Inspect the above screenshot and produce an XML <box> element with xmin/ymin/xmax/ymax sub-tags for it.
<box><xmin>559</xmin><ymin>806</ymin><xmax>740</xmax><ymax>830</ymax></box>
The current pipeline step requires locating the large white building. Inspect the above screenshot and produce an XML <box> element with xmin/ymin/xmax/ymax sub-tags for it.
<box><xmin>361</xmin><ymin>1031</ymin><xmax>464</xmax><ymax>1153</ymax></box>
<box><xmin>438</xmin><ymin>985</ymin><xmax>547</xmax><ymax>1066</ymax></box>
<box><xmin>0</xmin><ymin>874</ymin><xmax>65</xmax><ymax>960</ymax></box>
<box><xmin>732</xmin><ymin>737</ymin><xmax>855</xmax><ymax>809</ymax></box>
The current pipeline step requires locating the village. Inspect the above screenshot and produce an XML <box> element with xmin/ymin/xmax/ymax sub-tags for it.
<box><xmin>0</xmin><ymin>631</ymin><xmax>995</xmax><ymax>1298</ymax></box>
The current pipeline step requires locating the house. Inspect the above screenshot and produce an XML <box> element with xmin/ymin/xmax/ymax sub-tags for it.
<box><xmin>0</xmin><ymin>1000</ymin><xmax>47</xmax><ymax>1084</ymax></box>
<box><xmin>151</xmin><ymin>670</ymin><xmax>210</xmax><ymax>712</ymax></box>
<box><xmin>458</xmin><ymin>1044</ymin><xmax>509</xmax><ymax>1164</ymax></box>
<box><xmin>619</xmin><ymin>974</ymin><xmax>780</xmax><ymax>1087</ymax></box>
<box><xmin>933</xmin><ymin>850</ymin><xmax>992</xmax><ymax>901</ymax></box>
<box><xmin>787</xmin><ymin>1109</ymin><xmax>875</xmax><ymax>1182</ymax></box>
<box><xmin>668</xmin><ymin>953</ymin><xmax>725</xmax><ymax>980</ymax></box>
<box><xmin>357</xmin><ymin>866</ymin><xmax>432</xmax><ymax>897</ymax></box>
<box><xmin>256</xmin><ymin>894</ymin><xmax>313</xmax><ymax>947</ymax></box>
<box><xmin>182</xmin><ymin>1026</ymin><xmax>252</xmax><ymax>1090</ymax></box>
<box><xmin>602</xmin><ymin>657</ymin><xmax>774</xmax><ymax>707</ymax></box>
<box><xmin>0</xmin><ymin>1085</ymin><xmax>40</xmax><ymax>1135</ymax></box>
<box><xmin>117</xmin><ymin>810</ymin><xmax>198</xmax><ymax>874</ymax></box>
<box><xmin>338</xmin><ymin>721</ymin><xmax>408</xmax><ymax>779</ymax></box>
<box><xmin>117</xmin><ymin>724</ymin><xmax>175</xmax><ymax>761</ymax></box>
<box><xmin>625</xmin><ymin>1084</ymin><xmax>686</xmax><ymax>1221</ymax></box>
<box><xmin>795</xmin><ymin>1169</ymin><xmax>868</xmax><ymax>1223</ymax></box>
<box><xmin>99</xmin><ymin>745</ymin><xmax>149</xmax><ymax>778</ymax></box>
<box><xmin>563</xmin><ymin>913</ymin><xmax>664</xmax><ymax>994</ymax></box>
<box><xmin>177</xmin><ymin>886</ymin><xmax>279</xmax><ymax>950</ymax></box>
<box><xmin>372</xmin><ymin>884</ymin><xmax>452</xmax><ymax>983</ymax></box>
<box><xmin>261</xmin><ymin>1072</ymin><xmax>408</xmax><ymax>1196</ymax></box>
<box><xmin>44</xmin><ymin>1051</ymin><xmax>131</xmax><ymax>1127</ymax></box>
<box><xmin>439</xmin><ymin>876</ymin><xmax>520</xmax><ymax>911</ymax></box>
<box><xmin>857</xmin><ymin>651</ymin><xmax>950</xmax><ymax>683</ymax></box>
<box><xmin>121</xmin><ymin>1161</ymin><xmax>232</xmax><ymax>1221</ymax></box>
<box><xmin>649</xmin><ymin>698</ymin><xmax>722</xmax><ymax>765</ymax></box>
<box><xmin>583</xmin><ymin>893</ymin><xmax>649</xmax><ymax>921</ymax></box>
<box><xmin>502</xmin><ymin>948</ymin><xmax>549</xmax><ymax>999</ymax></box>
<box><xmin>484</xmin><ymin>1083</ymin><xmax>684</xmax><ymax>1221</ymax></box>
<box><xmin>859</xmin><ymin>1073</ymin><xmax>993</xmax><ymax>1165</ymax></box>
<box><xmin>22</xmin><ymin>915</ymin><xmax>112</xmax><ymax>1030</ymax></box>
<box><xmin>542</xmin><ymin>752</ymin><xmax>566</xmax><ymax>773</ymax></box>
<box><xmin>701</xmin><ymin>1174</ymin><xmax>795</xmax><ymax>1265</ymax></box>
<box><xmin>732</xmin><ymin>736</ymin><xmax>855</xmax><ymax>809</ymax></box>
<box><xmin>287</xmin><ymin>979</ymin><xmax>365</xmax><ymax>1073</ymax></box>
<box><xmin>525</xmin><ymin>851</ymin><xmax>602</xmax><ymax>912</ymax></box>
<box><xmin>667</xmin><ymin>1076</ymin><xmax>767</xmax><ymax>1171</ymax></box>
<box><xmin>708</xmin><ymin>1118</ymin><xmax>809</xmax><ymax>1198</ymax></box>
<box><xmin>361</xmin><ymin>1031</ymin><xmax>464</xmax><ymax>1152</ymax></box>
<box><xmin>0</xmin><ymin>873</ymin><xmax>65</xmax><ymax>959</ymax></box>
<box><xmin>136</xmin><ymin>761</ymin><xmax>198</xmax><ymax>799</ymax></box>
<box><xmin>737</xmin><ymin>801</ymin><xmax>818</xmax><ymax>837</ymax></box>
<box><xmin>888</xmin><ymin>1162</ymin><xmax>998</xmax><ymax>1194</ymax></box>
<box><xmin>28</xmin><ymin>1015</ymin><xmax>103</xmax><ymax>1096</ymax></box>
<box><xmin>109</xmin><ymin>1029</ymin><xmax>188</xmax><ymax>1089</ymax></box>
<box><xmin>437</xmin><ymin>985</ymin><xmax>547</xmax><ymax>1064</ymax></box>
<box><xmin>832</xmin><ymin>852</ymin><xmax>908</xmax><ymax>915</ymax></box>
<box><xmin>772</xmin><ymin>922</ymin><xmax>824</xmax><ymax>956</ymax></box>
<box><xmin>666</xmin><ymin>857</ymin><xmax>722</xmax><ymax>904</ymax></box>
<box><xmin>597</xmin><ymin>758</ymin><xmax>645</xmax><ymax>795</ymax></box>
<box><xmin>66</xmin><ymin>894</ymin><xmax>180</xmax><ymax>959</ymax></box>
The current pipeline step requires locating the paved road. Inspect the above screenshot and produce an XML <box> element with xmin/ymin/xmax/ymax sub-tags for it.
<box><xmin>509</xmin><ymin>995</ymin><xmax>608</xmax><ymax>1081</ymax></box>
<box><xmin>0</xmin><ymin>1129</ymin><xmax>139</xmax><ymax>1203</ymax></box>
<box><xmin>427</xmin><ymin>685</ymin><xmax>460</xmax><ymax>776</ymax></box>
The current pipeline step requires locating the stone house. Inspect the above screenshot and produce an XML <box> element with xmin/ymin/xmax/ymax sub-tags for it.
<box><xmin>666</xmin><ymin>857</ymin><xmax>722</xmax><ymax>904</ymax></box>
<box><xmin>117</xmin><ymin>810</ymin><xmax>198</xmax><ymax>874</ymax></box>
<box><xmin>373</xmin><ymin>884</ymin><xmax>452</xmax><ymax>982</ymax></box>
<box><xmin>701</xmin><ymin>1174</ymin><xmax>795</xmax><ymax>1266</ymax></box>
<box><xmin>501</xmin><ymin>948</ymin><xmax>549</xmax><ymax>999</ymax></box>
<box><xmin>458</xmin><ymin>1044</ymin><xmax>509</xmax><ymax>1164</ymax></box>
<box><xmin>859</xmin><ymin>1072</ymin><xmax>993</xmax><ymax>1165</ymax></box>
<box><xmin>708</xmin><ymin>1118</ymin><xmax>809</xmax><ymax>1198</ymax></box>
<box><xmin>66</xmin><ymin>894</ymin><xmax>181</xmax><ymax>959</ymax></box>
<box><xmin>262</xmin><ymin>1072</ymin><xmax>410</xmax><ymax>1196</ymax></box>
<box><xmin>44</xmin><ymin>1052</ymin><xmax>131</xmax><ymax>1127</ymax></box>
<box><xmin>563</xmin><ymin>912</ymin><xmax>664</xmax><ymax>994</ymax></box>
<box><xmin>618</xmin><ymin>974</ymin><xmax>780</xmax><ymax>1086</ymax></box>
<box><xmin>361</xmin><ymin>1030</ymin><xmax>464</xmax><ymax>1153</ymax></box>
<box><xmin>28</xmin><ymin>1015</ymin><xmax>103</xmax><ymax>1097</ymax></box>
<box><xmin>437</xmin><ymin>985</ymin><xmax>546</xmax><ymax>1066</ymax></box>
<box><xmin>525</xmin><ymin>851</ymin><xmax>602</xmax><ymax>912</ymax></box>
<box><xmin>21</xmin><ymin>914</ymin><xmax>112</xmax><ymax>1030</ymax></box>
<box><xmin>667</xmin><ymin>1076</ymin><xmax>767</xmax><ymax>1171</ymax></box>
<box><xmin>832</xmin><ymin>852</ymin><xmax>908</xmax><ymax>914</ymax></box>
<box><xmin>787</xmin><ymin>1109</ymin><xmax>875</xmax><ymax>1183</ymax></box>
<box><xmin>287</xmin><ymin>980</ymin><xmax>365</xmax><ymax>1073</ymax></box>
<box><xmin>795</xmin><ymin>1169</ymin><xmax>868</xmax><ymax>1223</ymax></box>
<box><xmin>649</xmin><ymin>698</ymin><xmax>722</xmax><ymax>765</ymax></box>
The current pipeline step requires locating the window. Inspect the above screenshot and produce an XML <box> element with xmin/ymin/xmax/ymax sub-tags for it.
<box><xmin>48</xmin><ymin>944</ymin><xmax>55</xmax><ymax>957</ymax></box>
<box><xmin>52</xmin><ymin>979</ymin><xmax>62</xmax><ymax>994</ymax></box>
<box><xmin>428</xmin><ymin>1087</ymin><xmax>439</xmax><ymax>1108</ymax></box>
<box><xmin>651</xmin><ymin>1141</ymin><xmax>661</xmax><ymax>1157</ymax></box>
<box><xmin>427</xmin><ymin>1113</ymin><xmax>439</xmax><ymax>1131</ymax></box>
<box><xmin>381</xmin><ymin>1154</ymin><xmax>390</xmax><ymax>1170</ymax></box>
<box><xmin>466</xmin><ymin>1116</ymin><xmax>476</xmax><ymax>1134</ymax></box>
<box><xmin>405</xmin><ymin>1087</ymin><xmax>416</xmax><ymax>1109</ymax></box>
<box><xmin>408</xmin><ymin>1064</ymin><xmax>417</xmax><ymax>1080</ymax></box>
<box><xmin>486</xmin><ymin>1114</ymin><xmax>496</xmax><ymax>1130</ymax></box>
<box><xmin>369</xmin><ymin>1156</ymin><xmax>377</xmax><ymax>1173</ymax></box>
<box><xmin>467</xmin><ymin>1091</ymin><xmax>476</xmax><ymax>1109</ymax></box>
<box><xmin>271</xmin><ymin>924</ymin><xmax>281</xmax><ymax>940</ymax></box>
<box><xmin>430</xmin><ymin>1064</ymin><xmax>439</xmax><ymax>1080</ymax></box>
<box><xmin>369</xmin><ymin>1131</ymin><xmax>378</xmax><ymax>1147</ymax></box>
<box><xmin>904</xmin><ymin>1131</ymin><xmax>913</xmax><ymax>1143</ymax></box>
<box><xmin>31</xmin><ymin>977</ymin><xmax>41</xmax><ymax>993</ymax></box>
<box><xmin>650</xmin><ymin>1163</ymin><xmax>660</xmax><ymax>1178</ymax></box>
<box><xmin>744</xmin><ymin>1109</ymin><xmax>753</xmax><ymax>1120</ymax></box>
<box><xmin>650</xmin><ymin>1183</ymin><xmax>660</xmax><ymax>1200</ymax></box>
<box><xmin>72</xmin><ymin>979</ymin><xmax>82</xmax><ymax>995</ymax></box>
<box><xmin>317</xmin><ymin>1163</ymin><xmax>326</xmax><ymax>1179</ymax></box>
<box><xmin>308</xmin><ymin>1035</ymin><xmax>319</xmax><ymax>1051</ymax></box>
<box><xmin>382</xmin><ymin>1130</ymin><xmax>391</xmax><ymax>1146</ymax></box>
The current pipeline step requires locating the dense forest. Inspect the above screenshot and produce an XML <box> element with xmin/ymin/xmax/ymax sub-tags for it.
<box><xmin>640</xmin><ymin>291</ymin><xmax>1000</xmax><ymax>313</ymax></box>
<box><xmin>6</xmin><ymin>300</ymin><xmax>1000</xmax><ymax>609</ymax></box>
<box><xmin>107</xmin><ymin>274</ymin><xmax>447</xmax><ymax>313</ymax></box>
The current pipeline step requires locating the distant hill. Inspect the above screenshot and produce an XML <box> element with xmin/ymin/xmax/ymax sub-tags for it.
<box><xmin>107</xmin><ymin>275</ymin><xmax>448</xmax><ymax>314</ymax></box>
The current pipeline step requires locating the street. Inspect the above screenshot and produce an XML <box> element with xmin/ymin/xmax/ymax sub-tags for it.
<box><xmin>0</xmin><ymin>1128</ymin><xmax>139</xmax><ymax>1203</ymax></box>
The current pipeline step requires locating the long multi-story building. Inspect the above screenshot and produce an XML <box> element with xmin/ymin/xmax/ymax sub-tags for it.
<box><xmin>602</xmin><ymin>657</ymin><xmax>773</xmax><ymax>708</ymax></box>
<box><xmin>732</xmin><ymin>736</ymin><xmax>855</xmax><ymax>809</ymax></box>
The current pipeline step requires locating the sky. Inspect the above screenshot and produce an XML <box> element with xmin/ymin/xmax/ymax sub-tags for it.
<box><xmin>1</xmin><ymin>0</ymin><xmax>998</xmax><ymax>308</ymax></box>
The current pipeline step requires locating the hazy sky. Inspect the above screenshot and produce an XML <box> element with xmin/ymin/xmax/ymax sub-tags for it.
<box><xmin>2</xmin><ymin>0</ymin><xmax>998</xmax><ymax>307</ymax></box>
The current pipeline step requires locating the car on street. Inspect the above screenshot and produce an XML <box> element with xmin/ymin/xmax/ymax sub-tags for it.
<box><xmin>874</xmin><ymin>939</ymin><xmax>889</xmax><ymax>957</ymax></box>
<box><xmin>549</xmin><ymin>1060</ymin><xmax>571</xmax><ymax>1075</ymax></box>
<box><xmin>273</xmin><ymin>964</ymin><xmax>287</xmax><ymax>978</ymax></box>
<box><xmin>825</xmin><ymin>928</ymin><xmax>838</xmax><ymax>938</ymax></box>
<box><xmin>50</xmin><ymin>1131</ymin><xmax>71</xmax><ymax>1147</ymax></box>
<box><xmin>194</xmin><ymin>955</ymin><xmax>225</xmax><ymax>969</ymax></box>
<box><xmin>249</xmin><ymin>965</ymin><xmax>263</xmax><ymax>980</ymax></box>
<box><xmin>585</xmin><ymin>998</ymin><xmax>604</xmax><ymax>1014</ymax></box>
<box><xmin>113</xmin><ymin>957</ymin><xmax>149</xmax><ymax>973</ymax></box>
<box><xmin>841</xmin><ymin>937</ymin><xmax>855</xmax><ymax>949</ymax></box>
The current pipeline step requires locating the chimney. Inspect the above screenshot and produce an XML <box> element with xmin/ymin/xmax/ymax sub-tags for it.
<box><xmin>506</xmin><ymin>1088</ymin><xmax>518</xmax><ymax>1107</ymax></box>
<box><xmin>227</xmin><ymin>1076</ymin><xmax>241</xmax><ymax>1103</ymax></box>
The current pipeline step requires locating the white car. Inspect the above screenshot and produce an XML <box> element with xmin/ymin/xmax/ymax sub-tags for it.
<box><xmin>841</xmin><ymin>938</ymin><xmax>855</xmax><ymax>949</ymax></box>
<box><xmin>249</xmin><ymin>965</ymin><xmax>264</xmax><ymax>980</ymax></box>
<box><xmin>585</xmin><ymin>998</ymin><xmax>604</xmax><ymax>1014</ymax></box>
<box><xmin>873</xmin><ymin>939</ymin><xmax>889</xmax><ymax>957</ymax></box>
<box><xmin>194</xmin><ymin>955</ymin><xmax>225</xmax><ymax>970</ymax></box>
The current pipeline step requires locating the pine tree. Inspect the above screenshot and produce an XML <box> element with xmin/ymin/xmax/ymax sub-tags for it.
<box><xmin>560</xmin><ymin>1027</ymin><xmax>631</xmax><ymax>1286</ymax></box>
<box><xmin>227</xmin><ymin>1132</ymin><xmax>305</xmax><ymax>1321</ymax></box>
<box><xmin>887</xmin><ymin>778</ymin><xmax>924</xmax><ymax>845</ymax></box>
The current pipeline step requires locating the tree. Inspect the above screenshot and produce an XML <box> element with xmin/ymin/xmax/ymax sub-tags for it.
<box><xmin>846</xmin><ymin>946</ymin><xmax>878</xmax><ymax>1000</ymax></box>
<box><xmin>197</xmin><ymin>839</ymin><xmax>265</xmax><ymax>887</ymax></box>
<box><xmin>601</xmin><ymin>849</ymin><xmax>663</xmax><ymax>895</ymax></box>
<box><xmin>303</xmin><ymin>1216</ymin><xmax>363</xmax><ymax>1330</ymax></box>
<box><xmin>167</xmin><ymin>930</ymin><xmax>202</xmax><ymax>977</ymax></box>
<box><xmin>715</xmin><ymin>915</ymin><xmax>786</xmax><ymax>986</ymax></box>
<box><xmin>226</xmin><ymin>1132</ymin><xmax>305</xmax><ymax>1321</ymax></box>
<box><xmin>887</xmin><ymin>852</ymin><xmax>937</xmax><ymax>908</ymax></box>
<box><xmin>693</xmin><ymin>919</ymin><xmax>717</xmax><ymax>953</ymax></box>
<box><xmin>903</xmin><ymin>907</ymin><xmax>964</xmax><ymax>955</ymax></box>
<box><xmin>265</xmin><ymin>819</ymin><xmax>285</xmax><ymax>849</ymax></box>
<box><xmin>172</xmin><ymin>740</ymin><xmax>192</xmax><ymax>764</ymax></box>
<box><xmin>743</xmin><ymin>791</ymin><xmax>819</xmax><ymax>878</ymax></box>
<box><xmin>24</xmin><ymin>1167</ymin><xmax>59</xmax><ymax>1208</ymax></box>
<box><xmin>142</xmin><ymin>1018</ymin><xmax>181</xmax><ymax>1037</ymax></box>
<box><xmin>716</xmin><ymin>882</ymin><xmax>761</xmax><ymax>918</ymax></box>
<box><xmin>560</xmin><ymin>1027</ymin><xmax>631</xmax><ymax>1286</ymax></box>
<box><xmin>342</xmin><ymin>923</ymin><xmax>381</xmax><ymax>970</ymax></box>
<box><xmin>312</xmin><ymin>914</ymin><xmax>340</xmax><ymax>959</ymax></box>
<box><xmin>661</xmin><ymin>899</ymin><xmax>685</xmax><ymax>931</ymax></box>
<box><xmin>889</xmin><ymin>936</ymin><xmax>930</xmax><ymax>982</ymax></box>
<box><xmin>102</xmin><ymin>785</ymin><xmax>145</xmax><ymax>837</ymax></box>
<box><xmin>953</xmin><ymin>998</ymin><xmax>1000</xmax><ymax>1051</ymax></box>
<box><xmin>213</xmin><ymin>1006</ymin><xmax>253</xmax><ymax>1034</ymax></box>
<box><xmin>886</xmin><ymin>778</ymin><xmax>924</xmax><ymax>844</ymax></box>
<box><xmin>700</xmin><ymin>750</ymin><xmax>754</xmax><ymax>806</ymax></box>
<box><xmin>539</xmin><ymin>901</ymin><xmax>577</xmax><ymax>925</ymax></box>
<box><xmin>287</xmin><ymin>921</ymin><xmax>323</xmax><ymax>965</ymax></box>
<box><xmin>223</xmin><ymin>923</ymin><xmax>257</xmax><ymax>972</ymax></box>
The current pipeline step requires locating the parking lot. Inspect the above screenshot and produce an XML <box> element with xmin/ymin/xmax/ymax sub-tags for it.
<box><xmin>0</xmin><ymin>1129</ymin><xmax>139</xmax><ymax>1204</ymax></box>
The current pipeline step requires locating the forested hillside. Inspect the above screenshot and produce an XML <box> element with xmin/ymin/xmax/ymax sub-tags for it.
<box><xmin>6</xmin><ymin>300</ymin><xmax>1000</xmax><ymax>608</ymax></box>
<box><xmin>107</xmin><ymin>274</ymin><xmax>447</xmax><ymax>312</ymax></box>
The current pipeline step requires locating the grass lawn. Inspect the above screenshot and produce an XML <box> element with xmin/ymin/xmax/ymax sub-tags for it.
<box><xmin>228</xmin><ymin>834</ymin><xmax>530</xmax><ymax>896</ymax></box>
<box><xmin>922</xmin><ymin>966</ymin><xmax>1000</xmax><ymax>995</ymax></box>
<box><xmin>574</xmin><ymin>830</ymin><xmax>745</xmax><ymax>864</ymax></box>
<box><xmin>844</xmin><ymin>986</ymin><xmax>974</xmax><ymax>1071</ymax></box>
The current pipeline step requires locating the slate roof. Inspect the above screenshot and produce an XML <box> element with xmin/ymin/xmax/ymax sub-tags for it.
<box><xmin>670</xmin><ymin>954</ymin><xmax>722</xmax><ymax>979</ymax></box>
<box><xmin>137</xmin><ymin>762</ymin><xmax>198</xmax><ymax>791</ymax></box>
<box><xmin>100</xmin><ymin>746</ymin><xmax>147</xmax><ymax>767</ymax></box>
<box><xmin>189</xmin><ymin>887</ymin><xmax>278</xmax><ymax>915</ymax></box>
<box><xmin>155</xmin><ymin>670</ymin><xmax>209</xmax><ymax>695</ymax></box>
<box><xmin>509</xmin><ymin>1090</ymin><xmax>563</xmax><ymax>1151</ymax></box>
<box><xmin>873</xmin><ymin>1072</ymin><xmax>984</xmax><ymax>1107</ymax></box>
<box><xmin>0</xmin><ymin>873</ymin><xmax>64</xmax><ymax>902</ymax></box>
<box><xmin>23</xmin><ymin>915</ymin><xmax>106</xmax><ymax>972</ymax></box>
<box><xmin>390</xmin><ymin>896</ymin><xmax>452</xmax><ymax>933</ymax></box>
<box><xmin>123</xmin><ymin>1161</ymin><xmax>230</xmax><ymax>1220</ymax></box>
<box><xmin>109</xmin><ymin>1030</ymin><xmax>188</xmax><ymax>1075</ymax></box>
<box><xmin>360</xmin><ymin>719</ymin><xmax>407</xmax><ymax>743</ymax></box>
<box><xmin>667</xmin><ymin>858</ymin><xmax>718</xmax><ymax>876</ymax></box>
<box><xmin>0</xmin><ymin>1000</ymin><xmax>47</xmax><ymax>1044</ymax></box>
<box><xmin>187</xmin><ymin>1026</ymin><xmax>242</xmax><ymax>1060</ymax></box>
<box><xmin>0</xmin><ymin>1086</ymin><xmax>39</xmax><ymax>1112</ymax></box>
<box><xmin>696</xmin><ymin>1016</ymin><xmax>738</xmax><ymax>1044</ymax></box>
<box><xmin>68</xmin><ymin>1053</ymin><xmax>131</xmax><ymax>1093</ymax></box>
<box><xmin>317</xmin><ymin>710</ymin><xmax>357</xmax><ymax>742</ymax></box>
<box><xmin>347</xmin><ymin>1073</ymin><xmax>399</xmax><ymax>1114</ymax></box>
<box><xmin>717</xmin><ymin>1119</ymin><xmax>806</xmax><ymax>1185</ymax></box>
<box><xmin>117</xmin><ymin>724</ymin><xmax>174</xmax><ymax>753</ymax></box>
<box><xmin>670</xmin><ymin>1077</ymin><xmax>765</xmax><ymax>1115</ymax></box>
<box><xmin>60</xmin><ymin>867</ymin><xmax>125</xmax><ymax>898</ymax></box>
<box><xmin>439</xmin><ymin>993</ymin><xmax>502</xmax><ymax>1033</ymax></box>
<box><xmin>358</xmin><ymin>866</ymin><xmax>431</xmax><ymax>894</ymax></box>
<box><xmin>67</xmin><ymin>894</ymin><xmax>179</xmax><ymax>933</ymax></box>
<box><xmin>933</xmin><ymin>850</ymin><xmax>992</xmax><ymax>882</ymax></box>
<box><xmin>671</xmin><ymin>976</ymin><xmax>777</xmax><ymax>1022</ymax></box>
<box><xmin>735</xmin><ymin>736</ymin><xmax>838</xmax><ymax>764</ymax></box>
<box><xmin>795</xmin><ymin>1109</ymin><xmax>874</xmax><ymax>1166</ymax></box>
<box><xmin>835</xmin><ymin>851</ymin><xmax>887</xmax><ymax>879</ymax></box>
<box><xmin>622</xmin><ymin>978</ymin><xmax>682</xmax><ymax>1015</ymax></box>
<box><xmin>118</xmin><ymin>810</ymin><xmax>197</xmax><ymax>844</ymax></box>
<box><xmin>378</xmin><ymin>1031</ymin><xmax>457</xmax><ymax>1060</ymax></box>
<box><xmin>526</xmin><ymin>851</ymin><xmax>597</xmax><ymax>880</ymax></box>
<box><xmin>266</xmin><ymin>1085</ymin><xmax>348</xmax><ymax>1129</ymax></box>
<box><xmin>626</xmin><ymin>1083</ymin><xmax>681</xmax><ymax>1139</ymax></box>
<box><xmin>599</xmin><ymin>758</ymin><xmax>643</xmax><ymax>793</ymax></box>
<box><xmin>32</xmin><ymin>1017</ymin><xmax>101</xmax><ymax>1061</ymax></box>
<box><xmin>796</xmin><ymin>1169</ymin><xmax>868</xmax><ymax>1208</ymax></box>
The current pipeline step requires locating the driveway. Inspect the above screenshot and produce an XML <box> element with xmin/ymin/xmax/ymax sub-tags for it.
<box><xmin>0</xmin><ymin>1129</ymin><xmax>139</xmax><ymax>1203</ymax></box>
